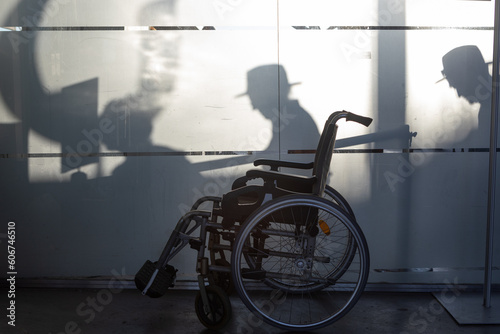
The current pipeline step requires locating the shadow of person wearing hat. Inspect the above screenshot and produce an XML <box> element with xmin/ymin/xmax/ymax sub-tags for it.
<box><xmin>438</xmin><ymin>45</ymin><xmax>492</xmax><ymax>148</ymax></box>
<box><xmin>238</xmin><ymin>64</ymin><xmax>320</xmax><ymax>160</ymax></box>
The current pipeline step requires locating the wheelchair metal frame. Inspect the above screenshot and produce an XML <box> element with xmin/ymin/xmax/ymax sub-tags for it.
<box><xmin>135</xmin><ymin>111</ymin><xmax>373</xmax><ymax>331</ymax></box>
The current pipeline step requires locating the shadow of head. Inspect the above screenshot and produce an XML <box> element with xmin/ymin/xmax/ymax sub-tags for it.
<box><xmin>237</xmin><ymin>64</ymin><xmax>300</xmax><ymax>113</ymax></box>
<box><xmin>439</xmin><ymin>45</ymin><xmax>491</xmax><ymax>104</ymax></box>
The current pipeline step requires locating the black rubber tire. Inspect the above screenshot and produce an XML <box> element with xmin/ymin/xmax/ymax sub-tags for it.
<box><xmin>195</xmin><ymin>285</ymin><xmax>232</xmax><ymax>330</ymax></box>
<box><xmin>231</xmin><ymin>195</ymin><xmax>369</xmax><ymax>331</ymax></box>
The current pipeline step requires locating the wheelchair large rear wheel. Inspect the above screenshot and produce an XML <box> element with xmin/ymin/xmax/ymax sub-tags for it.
<box><xmin>324</xmin><ymin>185</ymin><xmax>355</xmax><ymax>217</ymax></box>
<box><xmin>257</xmin><ymin>186</ymin><xmax>358</xmax><ymax>294</ymax></box>
<box><xmin>231</xmin><ymin>195</ymin><xmax>369</xmax><ymax>331</ymax></box>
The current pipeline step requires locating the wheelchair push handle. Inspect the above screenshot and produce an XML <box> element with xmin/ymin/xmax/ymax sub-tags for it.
<box><xmin>345</xmin><ymin>112</ymin><xmax>373</xmax><ymax>127</ymax></box>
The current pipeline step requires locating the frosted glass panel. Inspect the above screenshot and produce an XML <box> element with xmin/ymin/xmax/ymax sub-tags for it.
<box><xmin>0</xmin><ymin>0</ymin><xmax>497</xmax><ymax>286</ymax></box>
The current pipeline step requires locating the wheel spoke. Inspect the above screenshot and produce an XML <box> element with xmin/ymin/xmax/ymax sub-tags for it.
<box><xmin>232</xmin><ymin>195</ymin><xmax>369</xmax><ymax>331</ymax></box>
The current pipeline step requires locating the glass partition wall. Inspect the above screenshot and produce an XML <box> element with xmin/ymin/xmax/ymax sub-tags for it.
<box><xmin>0</xmin><ymin>0</ymin><xmax>497</xmax><ymax>289</ymax></box>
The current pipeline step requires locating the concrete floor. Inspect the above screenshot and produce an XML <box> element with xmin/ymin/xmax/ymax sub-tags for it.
<box><xmin>1</xmin><ymin>288</ymin><xmax>499</xmax><ymax>334</ymax></box>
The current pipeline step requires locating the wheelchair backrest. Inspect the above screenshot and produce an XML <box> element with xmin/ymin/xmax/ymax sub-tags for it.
<box><xmin>311</xmin><ymin>112</ymin><xmax>342</xmax><ymax>196</ymax></box>
<box><xmin>310</xmin><ymin>111</ymin><xmax>372</xmax><ymax>196</ymax></box>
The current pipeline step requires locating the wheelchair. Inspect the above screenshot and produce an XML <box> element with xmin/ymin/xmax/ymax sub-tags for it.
<box><xmin>135</xmin><ymin>110</ymin><xmax>373</xmax><ymax>331</ymax></box>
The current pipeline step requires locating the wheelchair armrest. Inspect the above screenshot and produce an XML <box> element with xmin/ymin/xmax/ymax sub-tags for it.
<box><xmin>253</xmin><ymin>159</ymin><xmax>314</xmax><ymax>171</ymax></box>
<box><xmin>246</xmin><ymin>169</ymin><xmax>316</xmax><ymax>190</ymax></box>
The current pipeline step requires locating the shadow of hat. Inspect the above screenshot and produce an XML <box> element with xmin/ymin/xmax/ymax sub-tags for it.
<box><xmin>436</xmin><ymin>45</ymin><xmax>491</xmax><ymax>83</ymax></box>
<box><xmin>236</xmin><ymin>64</ymin><xmax>300</xmax><ymax>97</ymax></box>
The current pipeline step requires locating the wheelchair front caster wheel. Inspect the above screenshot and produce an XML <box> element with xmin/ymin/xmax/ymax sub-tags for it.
<box><xmin>195</xmin><ymin>285</ymin><xmax>232</xmax><ymax>330</ymax></box>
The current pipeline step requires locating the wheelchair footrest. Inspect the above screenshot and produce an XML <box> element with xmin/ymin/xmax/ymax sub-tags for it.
<box><xmin>135</xmin><ymin>260</ymin><xmax>177</xmax><ymax>298</ymax></box>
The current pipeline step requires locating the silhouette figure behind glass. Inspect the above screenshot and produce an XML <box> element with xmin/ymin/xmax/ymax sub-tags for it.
<box><xmin>238</xmin><ymin>65</ymin><xmax>320</xmax><ymax>157</ymax></box>
<box><xmin>439</xmin><ymin>45</ymin><xmax>492</xmax><ymax>148</ymax></box>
